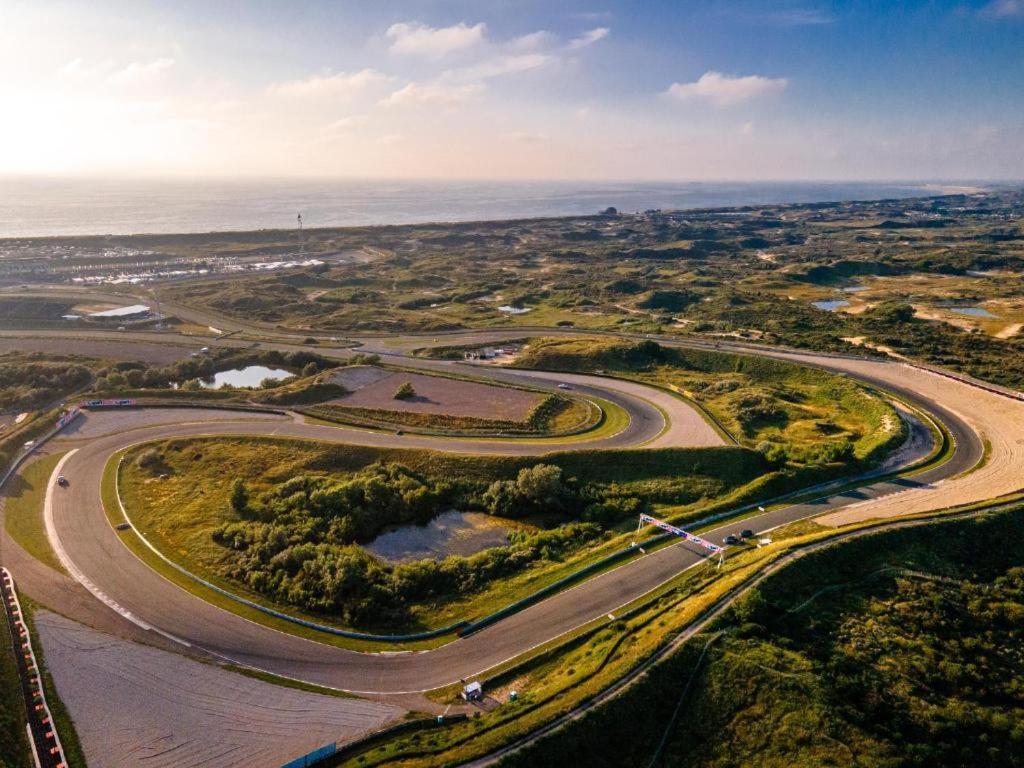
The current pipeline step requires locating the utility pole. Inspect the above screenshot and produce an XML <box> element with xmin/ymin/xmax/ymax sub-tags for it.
<box><xmin>297</xmin><ymin>212</ymin><xmax>305</xmax><ymax>258</ymax></box>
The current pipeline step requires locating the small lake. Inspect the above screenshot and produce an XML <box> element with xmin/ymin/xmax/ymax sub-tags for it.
<box><xmin>842</xmin><ymin>285</ymin><xmax>869</xmax><ymax>293</ymax></box>
<box><xmin>201</xmin><ymin>365</ymin><xmax>293</xmax><ymax>389</ymax></box>
<box><xmin>364</xmin><ymin>510</ymin><xmax>512</xmax><ymax>563</ymax></box>
<box><xmin>498</xmin><ymin>305</ymin><xmax>532</xmax><ymax>314</ymax></box>
<box><xmin>949</xmin><ymin>306</ymin><xmax>998</xmax><ymax>318</ymax></box>
<box><xmin>813</xmin><ymin>300</ymin><xmax>850</xmax><ymax>311</ymax></box>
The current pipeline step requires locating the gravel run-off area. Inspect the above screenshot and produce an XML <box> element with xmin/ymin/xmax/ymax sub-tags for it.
<box><xmin>330</xmin><ymin>366</ymin><xmax>544</xmax><ymax>420</ymax></box>
<box><xmin>34</xmin><ymin>611</ymin><xmax>406</xmax><ymax>768</ymax></box>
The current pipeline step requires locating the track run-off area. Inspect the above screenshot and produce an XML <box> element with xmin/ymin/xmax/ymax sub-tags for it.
<box><xmin>13</xmin><ymin>328</ymin><xmax>1024</xmax><ymax>696</ymax></box>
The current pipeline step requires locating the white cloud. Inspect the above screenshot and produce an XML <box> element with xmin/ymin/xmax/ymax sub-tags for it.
<box><xmin>740</xmin><ymin>121</ymin><xmax>754</xmax><ymax>135</ymax></box>
<box><xmin>380</xmin><ymin>82</ymin><xmax>483</xmax><ymax>107</ymax></box>
<box><xmin>386</xmin><ymin>21</ymin><xmax>486</xmax><ymax>57</ymax></box>
<box><xmin>503</xmin><ymin>131</ymin><xmax>546</xmax><ymax>143</ymax></box>
<box><xmin>449</xmin><ymin>53</ymin><xmax>551</xmax><ymax>82</ymax></box>
<box><xmin>665</xmin><ymin>71</ymin><xmax>788</xmax><ymax>107</ymax></box>
<box><xmin>508</xmin><ymin>30</ymin><xmax>556</xmax><ymax>51</ymax></box>
<box><xmin>378</xmin><ymin>133</ymin><xmax>405</xmax><ymax>146</ymax></box>
<box><xmin>981</xmin><ymin>0</ymin><xmax>1024</xmax><ymax>16</ymax></box>
<box><xmin>567</xmin><ymin>27</ymin><xmax>610</xmax><ymax>49</ymax></box>
<box><xmin>107</xmin><ymin>57</ymin><xmax>175</xmax><ymax>85</ymax></box>
<box><xmin>269</xmin><ymin>69</ymin><xmax>390</xmax><ymax>99</ymax></box>
<box><xmin>326</xmin><ymin>115</ymin><xmax>367</xmax><ymax>132</ymax></box>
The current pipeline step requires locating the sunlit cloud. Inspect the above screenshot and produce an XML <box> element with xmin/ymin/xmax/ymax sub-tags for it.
<box><xmin>665</xmin><ymin>71</ymin><xmax>788</xmax><ymax>107</ymax></box>
<box><xmin>386</xmin><ymin>21</ymin><xmax>486</xmax><ymax>57</ymax></box>
<box><xmin>980</xmin><ymin>0</ymin><xmax>1024</xmax><ymax>17</ymax></box>
<box><xmin>567</xmin><ymin>27</ymin><xmax>610</xmax><ymax>49</ymax></box>
<box><xmin>502</xmin><ymin>131</ymin><xmax>546</xmax><ymax>143</ymax></box>
<box><xmin>268</xmin><ymin>69</ymin><xmax>391</xmax><ymax>99</ymax></box>
<box><xmin>107</xmin><ymin>57</ymin><xmax>175</xmax><ymax>85</ymax></box>
<box><xmin>380</xmin><ymin>81</ymin><xmax>483</xmax><ymax>107</ymax></box>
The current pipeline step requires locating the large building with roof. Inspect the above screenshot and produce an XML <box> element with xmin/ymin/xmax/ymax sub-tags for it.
<box><xmin>85</xmin><ymin>304</ymin><xmax>152</xmax><ymax>322</ymax></box>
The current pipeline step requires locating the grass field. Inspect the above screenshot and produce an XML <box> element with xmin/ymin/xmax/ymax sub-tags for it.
<box><xmin>498</xmin><ymin>506</ymin><xmax>1024</xmax><ymax>768</ymax></box>
<box><xmin>513</xmin><ymin>337</ymin><xmax>904</xmax><ymax>465</ymax></box>
<box><xmin>114</xmin><ymin>436</ymin><xmax>769</xmax><ymax>638</ymax></box>
<box><xmin>3</xmin><ymin>452</ymin><xmax>66</xmax><ymax>573</ymax></box>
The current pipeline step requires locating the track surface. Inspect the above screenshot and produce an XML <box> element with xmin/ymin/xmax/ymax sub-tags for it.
<box><xmin>15</xmin><ymin>328</ymin><xmax>1024</xmax><ymax>694</ymax></box>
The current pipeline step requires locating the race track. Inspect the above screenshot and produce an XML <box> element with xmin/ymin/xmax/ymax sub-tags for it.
<box><xmin>18</xmin><ymin>333</ymin><xmax>1024</xmax><ymax>694</ymax></box>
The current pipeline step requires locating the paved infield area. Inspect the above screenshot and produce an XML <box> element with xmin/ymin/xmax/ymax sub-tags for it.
<box><xmin>35</xmin><ymin>611</ymin><xmax>404</xmax><ymax>768</ymax></box>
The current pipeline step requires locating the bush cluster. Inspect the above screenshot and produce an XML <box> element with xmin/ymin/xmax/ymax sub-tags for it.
<box><xmin>209</xmin><ymin>461</ymin><xmax>639</xmax><ymax>625</ymax></box>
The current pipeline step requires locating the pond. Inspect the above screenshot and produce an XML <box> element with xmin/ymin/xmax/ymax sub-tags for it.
<box><xmin>201</xmin><ymin>365</ymin><xmax>293</xmax><ymax>389</ymax></box>
<box><xmin>812</xmin><ymin>299</ymin><xmax>851</xmax><ymax>311</ymax></box>
<box><xmin>949</xmin><ymin>306</ymin><xmax>998</xmax><ymax>318</ymax></box>
<box><xmin>498</xmin><ymin>305</ymin><xmax>532</xmax><ymax>314</ymax></box>
<box><xmin>364</xmin><ymin>510</ymin><xmax>513</xmax><ymax>563</ymax></box>
<box><xmin>842</xmin><ymin>284</ymin><xmax>869</xmax><ymax>293</ymax></box>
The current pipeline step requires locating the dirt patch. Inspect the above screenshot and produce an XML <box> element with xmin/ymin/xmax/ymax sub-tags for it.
<box><xmin>330</xmin><ymin>369</ymin><xmax>544</xmax><ymax>421</ymax></box>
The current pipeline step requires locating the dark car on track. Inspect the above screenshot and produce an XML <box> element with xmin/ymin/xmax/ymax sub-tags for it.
<box><xmin>56</xmin><ymin>475</ymin><xmax>69</xmax><ymax>487</ymax></box>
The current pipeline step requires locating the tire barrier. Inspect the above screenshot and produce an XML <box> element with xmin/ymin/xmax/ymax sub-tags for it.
<box><xmin>1</xmin><ymin>567</ymin><xmax>67</xmax><ymax>768</ymax></box>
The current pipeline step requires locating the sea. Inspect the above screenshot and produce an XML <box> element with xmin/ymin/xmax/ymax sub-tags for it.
<box><xmin>0</xmin><ymin>178</ymin><xmax>984</xmax><ymax>238</ymax></box>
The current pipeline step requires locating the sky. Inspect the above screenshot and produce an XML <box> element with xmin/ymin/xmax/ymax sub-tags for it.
<box><xmin>2</xmin><ymin>0</ymin><xmax>1023</xmax><ymax>181</ymax></box>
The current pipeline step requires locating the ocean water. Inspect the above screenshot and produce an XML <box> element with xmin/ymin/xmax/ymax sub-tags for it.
<box><xmin>0</xmin><ymin>178</ymin><xmax>965</xmax><ymax>238</ymax></box>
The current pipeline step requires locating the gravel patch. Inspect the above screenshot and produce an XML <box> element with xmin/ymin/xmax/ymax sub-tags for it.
<box><xmin>332</xmin><ymin>369</ymin><xmax>544</xmax><ymax>421</ymax></box>
<box><xmin>328</xmin><ymin>365</ymin><xmax>394</xmax><ymax>392</ymax></box>
<box><xmin>34</xmin><ymin>611</ymin><xmax>405</xmax><ymax>768</ymax></box>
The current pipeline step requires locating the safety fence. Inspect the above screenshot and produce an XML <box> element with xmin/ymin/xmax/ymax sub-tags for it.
<box><xmin>0</xmin><ymin>408</ymin><xmax>82</xmax><ymax>494</ymax></box>
<box><xmin>1</xmin><ymin>567</ymin><xmax>67</xmax><ymax>768</ymax></box>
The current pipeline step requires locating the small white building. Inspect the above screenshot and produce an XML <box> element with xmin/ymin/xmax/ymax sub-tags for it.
<box><xmin>462</xmin><ymin>681</ymin><xmax>483</xmax><ymax>701</ymax></box>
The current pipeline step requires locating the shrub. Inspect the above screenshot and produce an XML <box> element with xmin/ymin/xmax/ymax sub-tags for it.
<box><xmin>394</xmin><ymin>382</ymin><xmax>416</xmax><ymax>400</ymax></box>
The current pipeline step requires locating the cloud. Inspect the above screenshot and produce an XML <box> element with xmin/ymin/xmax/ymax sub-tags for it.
<box><xmin>269</xmin><ymin>69</ymin><xmax>390</xmax><ymax>99</ymax></box>
<box><xmin>503</xmin><ymin>131</ymin><xmax>546</xmax><ymax>143</ymax></box>
<box><xmin>449</xmin><ymin>53</ymin><xmax>551</xmax><ymax>82</ymax></box>
<box><xmin>664</xmin><ymin>71</ymin><xmax>788</xmax><ymax>107</ymax></box>
<box><xmin>508</xmin><ymin>30</ymin><xmax>556</xmax><ymax>51</ymax></box>
<box><xmin>380</xmin><ymin>82</ymin><xmax>483</xmax><ymax>107</ymax></box>
<box><xmin>567</xmin><ymin>27</ymin><xmax>610</xmax><ymax>49</ymax></box>
<box><xmin>326</xmin><ymin>115</ymin><xmax>367</xmax><ymax>132</ymax></box>
<box><xmin>386</xmin><ymin>21</ymin><xmax>486</xmax><ymax>57</ymax></box>
<box><xmin>107</xmin><ymin>57</ymin><xmax>175</xmax><ymax>85</ymax></box>
<box><xmin>980</xmin><ymin>0</ymin><xmax>1023</xmax><ymax>17</ymax></box>
<box><xmin>733</xmin><ymin>6</ymin><xmax>835</xmax><ymax>26</ymax></box>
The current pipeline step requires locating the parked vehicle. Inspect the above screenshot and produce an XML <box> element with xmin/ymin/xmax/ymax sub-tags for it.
<box><xmin>740</xmin><ymin>529</ymin><xmax>754</xmax><ymax>539</ymax></box>
<box><xmin>723</xmin><ymin>534</ymin><xmax>739</xmax><ymax>545</ymax></box>
<box><xmin>557</xmin><ymin>383</ymin><xmax>572</xmax><ymax>390</ymax></box>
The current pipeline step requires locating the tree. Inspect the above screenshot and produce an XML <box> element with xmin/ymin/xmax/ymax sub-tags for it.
<box><xmin>301</xmin><ymin>361</ymin><xmax>319</xmax><ymax>378</ymax></box>
<box><xmin>230</xmin><ymin>478</ymin><xmax>249</xmax><ymax>515</ymax></box>
<box><xmin>394</xmin><ymin>381</ymin><xmax>416</xmax><ymax>400</ymax></box>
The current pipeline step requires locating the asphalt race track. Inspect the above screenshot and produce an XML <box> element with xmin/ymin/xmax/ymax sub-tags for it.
<box><xmin>22</xmin><ymin>331</ymin><xmax>1024</xmax><ymax>694</ymax></box>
